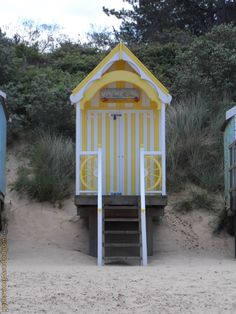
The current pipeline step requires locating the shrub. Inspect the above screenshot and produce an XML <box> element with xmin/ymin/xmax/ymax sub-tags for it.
<box><xmin>166</xmin><ymin>96</ymin><xmax>224</xmax><ymax>192</ymax></box>
<box><xmin>14</xmin><ymin>132</ymin><xmax>75</xmax><ymax>202</ymax></box>
<box><xmin>173</xmin><ymin>185</ymin><xmax>213</xmax><ymax>213</ymax></box>
<box><xmin>172</xmin><ymin>24</ymin><xmax>236</xmax><ymax>100</ymax></box>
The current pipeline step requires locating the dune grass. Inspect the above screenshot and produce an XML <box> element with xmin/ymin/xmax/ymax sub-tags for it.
<box><xmin>166</xmin><ymin>96</ymin><xmax>224</xmax><ymax>193</ymax></box>
<box><xmin>14</xmin><ymin>131</ymin><xmax>75</xmax><ymax>202</ymax></box>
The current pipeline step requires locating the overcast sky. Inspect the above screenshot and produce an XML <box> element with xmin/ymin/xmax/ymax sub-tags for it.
<box><xmin>0</xmin><ymin>0</ymin><xmax>131</xmax><ymax>41</ymax></box>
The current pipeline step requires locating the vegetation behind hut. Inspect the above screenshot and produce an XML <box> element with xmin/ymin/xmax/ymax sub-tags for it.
<box><xmin>0</xmin><ymin>4</ymin><xmax>236</xmax><ymax>205</ymax></box>
<box><xmin>14</xmin><ymin>132</ymin><xmax>74</xmax><ymax>203</ymax></box>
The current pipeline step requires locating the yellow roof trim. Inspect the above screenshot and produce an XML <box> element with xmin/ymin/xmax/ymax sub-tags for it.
<box><xmin>72</xmin><ymin>42</ymin><xmax>170</xmax><ymax>100</ymax></box>
<box><xmin>80</xmin><ymin>70</ymin><xmax>161</xmax><ymax>109</ymax></box>
<box><xmin>72</xmin><ymin>44</ymin><xmax>121</xmax><ymax>95</ymax></box>
<box><xmin>121</xmin><ymin>43</ymin><xmax>169</xmax><ymax>94</ymax></box>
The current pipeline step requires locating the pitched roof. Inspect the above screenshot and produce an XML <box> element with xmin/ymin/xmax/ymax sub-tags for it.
<box><xmin>221</xmin><ymin>105</ymin><xmax>236</xmax><ymax>132</ymax></box>
<box><xmin>70</xmin><ymin>43</ymin><xmax>172</xmax><ymax>105</ymax></box>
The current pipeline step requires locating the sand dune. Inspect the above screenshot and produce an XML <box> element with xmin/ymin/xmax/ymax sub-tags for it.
<box><xmin>2</xmin><ymin>149</ymin><xmax>235</xmax><ymax>313</ymax></box>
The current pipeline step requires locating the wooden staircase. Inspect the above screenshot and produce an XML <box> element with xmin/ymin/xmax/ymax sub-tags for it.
<box><xmin>103</xmin><ymin>203</ymin><xmax>143</xmax><ymax>264</ymax></box>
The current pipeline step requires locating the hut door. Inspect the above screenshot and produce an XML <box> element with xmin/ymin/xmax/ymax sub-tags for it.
<box><xmin>85</xmin><ymin>110</ymin><xmax>156</xmax><ymax>195</ymax></box>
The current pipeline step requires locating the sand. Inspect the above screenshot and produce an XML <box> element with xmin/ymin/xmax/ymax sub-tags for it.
<box><xmin>1</xmin><ymin>148</ymin><xmax>236</xmax><ymax>313</ymax></box>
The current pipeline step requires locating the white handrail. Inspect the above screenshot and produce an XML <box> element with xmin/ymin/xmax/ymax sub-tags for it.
<box><xmin>143</xmin><ymin>151</ymin><xmax>162</xmax><ymax>155</ymax></box>
<box><xmin>140</xmin><ymin>146</ymin><xmax>148</xmax><ymax>266</ymax></box>
<box><xmin>97</xmin><ymin>146</ymin><xmax>103</xmax><ymax>266</ymax></box>
<box><xmin>80</xmin><ymin>151</ymin><xmax>99</xmax><ymax>156</ymax></box>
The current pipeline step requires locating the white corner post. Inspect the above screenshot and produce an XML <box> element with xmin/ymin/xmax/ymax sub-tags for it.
<box><xmin>140</xmin><ymin>145</ymin><xmax>148</xmax><ymax>266</ymax></box>
<box><xmin>161</xmin><ymin>103</ymin><xmax>166</xmax><ymax>196</ymax></box>
<box><xmin>97</xmin><ymin>145</ymin><xmax>103</xmax><ymax>266</ymax></box>
<box><xmin>76</xmin><ymin>103</ymin><xmax>81</xmax><ymax>196</ymax></box>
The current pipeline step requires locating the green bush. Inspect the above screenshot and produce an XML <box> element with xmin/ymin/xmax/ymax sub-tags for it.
<box><xmin>14</xmin><ymin>132</ymin><xmax>75</xmax><ymax>202</ymax></box>
<box><xmin>172</xmin><ymin>24</ymin><xmax>236</xmax><ymax>100</ymax></box>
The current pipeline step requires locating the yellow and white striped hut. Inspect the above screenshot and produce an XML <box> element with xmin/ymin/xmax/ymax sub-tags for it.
<box><xmin>70</xmin><ymin>43</ymin><xmax>172</xmax><ymax>266</ymax></box>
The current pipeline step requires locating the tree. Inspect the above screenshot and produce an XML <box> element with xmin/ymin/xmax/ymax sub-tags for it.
<box><xmin>87</xmin><ymin>26</ymin><xmax>118</xmax><ymax>50</ymax></box>
<box><xmin>0</xmin><ymin>29</ymin><xmax>21</xmax><ymax>85</ymax></box>
<box><xmin>172</xmin><ymin>24</ymin><xmax>236</xmax><ymax>101</ymax></box>
<box><xmin>103</xmin><ymin>0</ymin><xmax>236</xmax><ymax>43</ymax></box>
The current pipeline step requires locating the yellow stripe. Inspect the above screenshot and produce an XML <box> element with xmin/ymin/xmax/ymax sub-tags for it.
<box><xmin>91</xmin><ymin>113</ymin><xmax>95</xmax><ymax>188</ymax></box>
<box><xmin>147</xmin><ymin>113</ymin><xmax>151</xmax><ymax>150</ymax></box>
<box><xmin>116</xmin><ymin>60</ymin><xmax>125</xmax><ymax>70</ymax></box>
<box><xmin>116</xmin><ymin>61</ymin><xmax>125</xmax><ymax>89</ymax></box>
<box><xmin>124</xmin><ymin>113</ymin><xmax>128</xmax><ymax>194</ymax></box>
<box><xmin>81</xmin><ymin>110</ymin><xmax>87</xmax><ymax>190</ymax></box>
<box><xmin>147</xmin><ymin>113</ymin><xmax>151</xmax><ymax>186</ymax></box>
<box><xmin>114</xmin><ymin>118</ymin><xmax>117</xmax><ymax>192</ymax></box>
<box><xmin>82</xmin><ymin>110</ymin><xmax>86</xmax><ymax>151</ymax></box>
<box><xmin>139</xmin><ymin>113</ymin><xmax>144</xmax><ymax>146</ymax></box>
<box><xmin>106</xmin><ymin>114</ymin><xmax>110</xmax><ymax>194</ymax></box>
<box><xmin>98</xmin><ymin>113</ymin><xmax>102</xmax><ymax>146</ymax></box>
<box><xmin>91</xmin><ymin>113</ymin><xmax>94</xmax><ymax>150</ymax></box>
<box><xmin>154</xmin><ymin>109</ymin><xmax>159</xmax><ymax>151</ymax></box>
<box><xmin>131</xmin><ymin>113</ymin><xmax>136</xmax><ymax>195</ymax></box>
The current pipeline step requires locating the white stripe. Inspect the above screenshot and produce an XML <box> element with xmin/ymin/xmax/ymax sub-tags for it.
<box><xmin>97</xmin><ymin>147</ymin><xmax>103</xmax><ymax>266</ymax></box>
<box><xmin>110</xmin><ymin>115</ymin><xmax>114</xmax><ymax>193</ymax></box>
<box><xmin>161</xmin><ymin>103</ymin><xmax>166</xmax><ymax>195</ymax></box>
<box><xmin>102</xmin><ymin>113</ymin><xmax>106</xmax><ymax>193</ymax></box>
<box><xmin>135</xmin><ymin>112</ymin><xmax>139</xmax><ymax>194</ymax></box>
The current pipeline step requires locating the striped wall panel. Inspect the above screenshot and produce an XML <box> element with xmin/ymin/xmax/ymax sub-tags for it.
<box><xmin>81</xmin><ymin>109</ymin><xmax>160</xmax><ymax>195</ymax></box>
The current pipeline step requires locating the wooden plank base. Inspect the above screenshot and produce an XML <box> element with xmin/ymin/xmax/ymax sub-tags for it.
<box><xmin>75</xmin><ymin>195</ymin><xmax>167</xmax><ymax>208</ymax></box>
<box><xmin>75</xmin><ymin>195</ymin><xmax>166</xmax><ymax>258</ymax></box>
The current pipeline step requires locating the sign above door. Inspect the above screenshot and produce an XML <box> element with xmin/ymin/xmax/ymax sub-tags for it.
<box><xmin>101</xmin><ymin>88</ymin><xmax>140</xmax><ymax>102</ymax></box>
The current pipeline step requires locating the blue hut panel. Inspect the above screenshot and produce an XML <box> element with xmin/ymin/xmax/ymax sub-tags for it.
<box><xmin>0</xmin><ymin>91</ymin><xmax>7</xmax><ymax>199</ymax></box>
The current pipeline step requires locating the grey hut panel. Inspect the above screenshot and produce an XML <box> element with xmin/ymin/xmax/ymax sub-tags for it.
<box><xmin>223</xmin><ymin>116</ymin><xmax>236</xmax><ymax>210</ymax></box>
<box><xmin>0</xmin><ymin>95</ymin><xmax>7</xmax><ymax>199</ymax></box>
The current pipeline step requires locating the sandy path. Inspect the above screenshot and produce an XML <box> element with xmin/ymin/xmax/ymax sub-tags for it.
<box><xmin>7</xmin><ymin>256</ymin><xmax>236</xmax><ymax>314</ymax></box>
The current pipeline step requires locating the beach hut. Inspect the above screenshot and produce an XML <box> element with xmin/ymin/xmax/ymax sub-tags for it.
<box><xmin>222</xmin><ymin>106</ymin><xmax>236</xmax><ymax>257</ymax></box>
<box><xmin>70</xmin><ymin>43</ymin><xmax>172</xmax><ymax>265</ymax></box>
<box><xmin>0</xmin><ymin>91</ymin><xmax>8</xmax><ymax>231</ymax></box>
